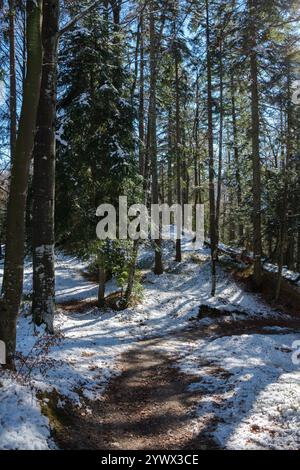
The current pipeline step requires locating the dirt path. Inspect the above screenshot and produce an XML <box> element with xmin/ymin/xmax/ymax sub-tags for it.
<box><xmin>49</xmin><ymin>315</ymin><xmax>300</xmax><ymax>450</ymax></box>
<box><xmin>52</xmin><ymin>335</ymin><xmax>218</xmax><ymax>450</ymax></box>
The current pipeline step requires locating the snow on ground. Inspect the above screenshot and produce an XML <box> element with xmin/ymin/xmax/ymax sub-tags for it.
<box><xmin>134</xmin><ymin>247</ymin><xmax>284</xmax><ymax>339</ymax></box>
<box><xmin>0</xmin><ymin>241</ymin><xmax>300</xmax><ymax>450</ymax></box>
<box><xmin>157</xmin><ymin>332</ymin><xmax>300</xmax><ymax>450</ymax></box>
<box><xmin>0</xmin><ymin>373</ymin><xmax>53</xmax><ymax>450</ymax></box>
<box><xmin>0</xmin><ymin>252</ymin><xmax>119</xmax><ymax>303</ymax></box>
<box><xmin>263</xmin><ymin>262</ymin><xmax>300</xmax><ymax>284</ymax></box>
<box><xmin>0</xmin><ymin>253</ymin><xmax>97</xmax><ymax>303</ymax></box>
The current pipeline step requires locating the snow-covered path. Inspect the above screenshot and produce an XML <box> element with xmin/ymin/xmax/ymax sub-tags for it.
<box><xmin>1</xmin><ymin>247</ymin><xmax>300</xmax><ymax>450</ymax></box>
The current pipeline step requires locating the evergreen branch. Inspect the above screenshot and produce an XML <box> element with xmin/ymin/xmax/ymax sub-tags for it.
<box><xmin>58</xmin><ymin>1</ymin><xmax>103</xmax><ymax>37</ymax></box>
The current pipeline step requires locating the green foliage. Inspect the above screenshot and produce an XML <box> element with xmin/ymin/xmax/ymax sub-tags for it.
<box><xmin>116</xmin><ymin>271</ymin><xmax>128</xmax><ymax>294</ymax></box>
<box><xmin>131</xmin><ymin>270</ymin><xmax>144</xmax><ymax>303</ymax></box>
<box><xmin>56</xmin><ymin>7</ymin><xmax>139</xmax><ymax>248</ymax></box>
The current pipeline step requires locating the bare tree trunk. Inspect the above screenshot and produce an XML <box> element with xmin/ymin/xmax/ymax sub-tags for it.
<box><xmin>168</xmin><ymin>110</ymin><xmax>173</xmax><ymax>208</ymax></box>
<box><xmin>297</xmin><ymin>227</ymin><xmax>300</xmax><ymax>272</ymax></box>
<box><xmin>276</xmin><ymin>59</ymin><xmax>292</xmax><ymax>300</ymax></box>
<box><xmin>0</xmin><ymin>0</ymin><xmax>43</xmax><ymax>368</ymax></box>
<box><xmin>275</xmin><ymin>179</ymin><xmax>287</xmax><ymax>302</ymax></box>
<box><xmin>124</xmin><ymin>11</ymin><xmax>147</xmax><ymax>305</ymax></box>
<box><xmin>182</xmin><ymin>143</ymin><xmax>189</xmax><ymax>208</ymax></box>
<box><xmin>216</xmin><ymin>37</ymin><xmax>223</xmax><ymax>244</ymax></box>
<box><xmin>206</xmin><ymin>0</ymin><xmax>217</xmax><ymax>296</ymax></box>
<box><xmin>138</xmin><ymin>13</ymin><xmax>145</xmax><ymax>176</ymax></box>
<box><xmin>143</xmin><ymin>115</ymin><xmax>151</xmax><ymax>203</ymax></box>
<box><xmin>193</xmin><ymin>74</ymin><xmax>200</xmax><ymax>210</ymax></box>
<box><xmin>9</xmin><ymin>0</ymin><xmax>17</xmax><ymax>161</ymax></box>
<box><xmin>160</xmin><ymin>164</ymin><xmax>166</xmax><ymax>203</ymax></box>
<box><xmin>230</xmin><ymin>72</ymin><xmax>243</xmax><ymax>244</ymax></box>
<box><xmin>32</xmin><ymin>0</ymin><xmax>59</xmax><ymax>333</ymax></box>
<box><xmin>125</xmin><ymin>241</ymin><xmax>139</xmax><ymax>305</ymax></box>
<box><xmin>22</xmin><ymin>5</ymin><xmax>27</xmax><ymax>89</ymax></box>
<box><xmin>175</xmin><ymin>51</ymin><xmax>182</xmax><ymax>262</ymax></box>
<box><xmin>221</xmin><ymin>188</ymin><xmax>226</xmax><ymax>242</ymax></box>
<box><xmin>226</xmin><ymin>140</ymin><xmax>235</xmax><ymax>244</ymax></box>
<box><xmin>149</xmin><ymin>4</ymin><xmax>163</xmax><ymax>275</ymax></box>
<box><xmin>125</xmin><ymin>13</ymin><xmax>146</xmax><ymax>306</ymax></box>
<box><xmin>249</xmin><ymin>0</ymin><xmax>262</xmax><ymax>289</ymax></box>
<box><xmin>98</xmin><ymin>265</ymin><xmax>106</xmax><ymax>308</ymax></box>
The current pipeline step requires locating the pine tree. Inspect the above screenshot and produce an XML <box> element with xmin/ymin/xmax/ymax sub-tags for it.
<box><xmin>56</xmin><ymin>3</ymin><xmax>137</xmax><ymax>301</ymax></box>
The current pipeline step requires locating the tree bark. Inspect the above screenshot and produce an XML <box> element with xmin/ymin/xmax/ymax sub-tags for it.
<box><xmin>32</xmin><ymin>0</ymin><xmax>59</xmax><ymax>333</ymax></box>
<box><xmin>230</xmin><ymin>72</ymin><xmax>243</xmax><ymax>244</ymax></box>
<box><xmin>249</xmin><ymin>0</ymin><xmax>262</xmax><ymax>289</ymax></box>
<box><xmin>138</xmin><ymin>13</ymin><xmax>145</xmax><ymax>176</ymax></box>
<box><xmin>149</xmin><ymin>4</ymin><xmax>163</xmax><ymax>275</ymax></box>
<box><xmin>9</xmin><ymin>0</ymin><xmax>17</xmax><ymax>162</ymax></box>
<box><xmin>168</xmin><ymin>110</ymin><xmax>174</xmax><ymax>208</ymax></box>
<box><xmin>175</xmin><ymin>50</ymin><xmax>182</xmax><ymax>262</ymax></box>
<box><xmin>193</xmin><ymin>74</ymin><xmax>200</xmax><ymax>211</ymax></box>
<box><xmin>124</xmin><ymin>11</ymin><xmax>146</xmax><ymax>305</ymax></box>
<box><xmin>297</xmin><ymin>226</ymin><xmax>300</xmax><ymax>272</ymax></box>
<box><xmin>205</xmin><ymin>0</ymin><xmax>217</xmax><ymax>296</ymax></box>
<box><xmin>276</xmin><ymin>59</ymin><xmax>292</xmax><ymax>300</ymax></box>
<box><xmin>0</xmin><ymin>0</ymin><xmax>43</xmax><ymax>368</ymax></box>
<box><xmin>125</xmin><ymin>241</ymin><xmax>139</xmax><ymax>305</ymax></box>
<box><xmin>216</xmin><ymin>37</ymin><xmax>223</xmax><ymax>245</ymax></box>
<box><xmin>98</xmin><ymin>265</ymin><xmax>106</xmax><ymax>308</ymax></box>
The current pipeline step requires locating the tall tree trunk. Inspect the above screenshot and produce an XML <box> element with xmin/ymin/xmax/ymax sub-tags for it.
<box><xmin>221</xmin><ymin>187</ymin><xmax>226</xmax><ymax>242</ymax></box>
<box><xmin>160</xmin><ymin>164</ymin><xmax>166</xmax><ymax>203</ymax></box>
<box><xmin>275</xmin><ymin>173</ymin><xmax>288</xmax><ymax>302</ymax></box>
<box><xmin>138</xmin><ymin>13</ymin><xmax>145</xmax><ymax>176</ymax></box>
<box><xmin>230</xmin><ymin>72</ymin><xmax>243</xmax><ymax>244</ymax></box>
<box><xmin>143</xmin><ymin>115</ymin><xmax>151</xmax><ymax>204</ymax></box>
<box><xmin>206</xmin><ymin>0</ymin><xmax>217</xmax><ymax>296</ymax></box>
<box><xmin>297</xmin><ymin>226</ymin><xmax>300</xmax><ymax>272</ymax></box>
<box><xmin>167</xmin><ymin>111</ymin><xmax>173</xmax><ymax>208</ymax></box>
<box><xmin>149</xmin><ymin>5</ymin><xmax>163</xmax><ymax>275</ymax></box>
<box><xmin>175</xmin><ymin>51</ymin><xmax>182</xmax><ymax>262</ymax></box>
<box><xmin>226</xmin><ymin>139</ymin><xmax>236</xmax><ymax>244</ymax></box>
<box><xmin>276</xmin><ymin>59</ymin><xmax>292</xmax><ymax>300</ymax></box>
<box><xmin>194</xmin><ymin>74</ymin><xmax>200</xmax><ymax>210</ymax></box>
<box><xmin>182</xmin><ymin>144</ymin><xmax>189</xmax><ymax>209</ymax></box>
<box><xmin>249</xmin><ymin>0</ymin><xmax>262</xmax><ymax>289</ymax></box>
<box><xmin>125</xmin><ymin>12</ymin><xmax>146</xmax><ymax>306</ymax></box>
<box><xmin>32</xmin><ymin>0</ymin><xmax>59</xmax><ymax>333</ymax></box>
<box><xmin>22</xmin><ymin>5</ymin><xmax>27</xmax><ymax>90</ymax></box>
<box><xmin>9</xmin><ymin>0</ymin><xmax>17</xmax><ymax>162</ymax></box>
<box><xmin>216</xmin><ymin>37</ymin><xmax>223</xmax><ymax>244</ymax></box>
<box><xmin>125</xmin><ymin>241</ymin><xmax>139</xmax><ymax>306</ymax></box>
<box><xmin>285</xmin><ymin>71</ymin><xmax>294</xmax><ymax>272</ymax></box>
<box><xmin>0</xmin><ymin>0</ymin><xmax>43</xmax><ymax>368</ymax></box>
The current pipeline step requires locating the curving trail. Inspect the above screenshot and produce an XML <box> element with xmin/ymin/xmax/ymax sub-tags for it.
<box><xmin>53</xmin><ymin>334</ymin><xmax>218</xmax><ymax>450</ymax></box>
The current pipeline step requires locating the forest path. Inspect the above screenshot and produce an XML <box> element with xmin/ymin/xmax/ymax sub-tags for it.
<box><xmin>50</xmin><ymin>250</ymin><xmax>300</xmax><ymax>450</ymax></box>
<box><xmin>52</xmin><ymin>312</ymin><xmax>300</xmax><ymax>450</ymax></box>
<box><xmin>53</xmin><ymin>332</ymin><xmax>218</xmax><ymax>450</ymax></box>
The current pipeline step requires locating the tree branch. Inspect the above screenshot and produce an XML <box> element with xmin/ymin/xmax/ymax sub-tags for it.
<box><xmin>58</xmin><ymin>1</ymin><xmax>102</xmax><ymax>37</ymax></box>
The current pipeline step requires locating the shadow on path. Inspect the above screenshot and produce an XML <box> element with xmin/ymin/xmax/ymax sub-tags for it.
<box><xmin>50</xmin><ymin>316</ymin><xmax>300</xmax><ymax>450</ymax></box>
<box><xmin>52</xmin><ymin>336</ymin><xmax>218</xmax><ymax>450</ymax></box>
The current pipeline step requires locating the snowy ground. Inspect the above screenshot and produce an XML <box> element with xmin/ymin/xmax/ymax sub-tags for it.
<box><xmin>0</xmin><ymin>243</ymin><xmax>300</xmax><ymax>450</ymax></box>
<box><xmin>0</xmin><ymin>253</ymin><xmax>106</xmax><ymax>303</ymax></box>
<box><xmin>155</xmin><ymin>330</ymin><xmax>300</xmax><ymax>450</ymax></box>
